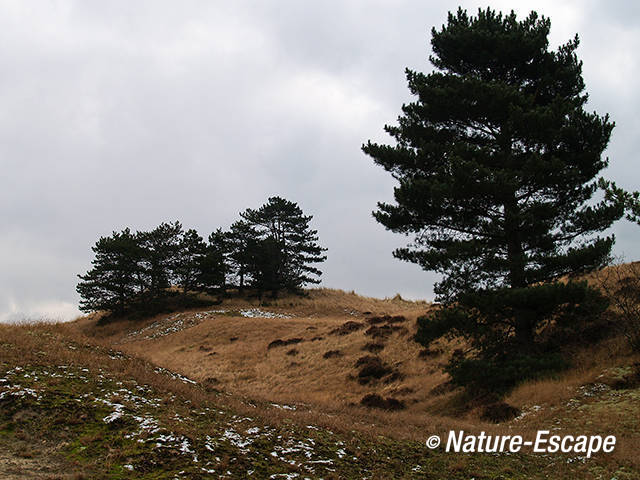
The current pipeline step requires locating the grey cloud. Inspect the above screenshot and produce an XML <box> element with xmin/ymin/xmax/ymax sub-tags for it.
<box><xmin>1</xmin><ymin>0</ymin><xmax>639</xmax><ymax>321</ymax></box>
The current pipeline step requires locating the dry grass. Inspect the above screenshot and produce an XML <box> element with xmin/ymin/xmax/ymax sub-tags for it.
<box><xmin>0</xmin><ymin>320</ymin><xmax>476</xmax><ymax>443</ymax></box>
<box><xmin>62</xmin><ymin>289</ymin><xmax>480</xmax><ymax>442</ymax></box>
<box><xmin>218</xmin><ymin>287</ymin><xmax>431</xmax><ymax>316</ymax></box>
<box><xmin>7</xmin><ymin>283</ymin><xmax>640</xmax><ymax>472</ymax></box>
<box><xmin>0</xmin><ymin>322</ymin><xmax>210</xmax><ymax>409</ymax></box>
<box><xmin>67</xmin><ymin>285</ymin><xmax>638</xmax><ymax>430</ymax></box>
<box><xmin>506</xmin><ymin>335</ymin><xmax>634</xmax><ymax>409</ymax></box>
<box><xmin>69</xmin><ymin>291</ymin><xmax>452</xmax><ymax>423</ymax></box>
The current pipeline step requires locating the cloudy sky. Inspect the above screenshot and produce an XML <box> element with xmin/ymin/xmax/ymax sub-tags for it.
<box><xmin>1</xmin><ymin>0</ymin><xmax>639</xmax><ymax>322</ymax></box>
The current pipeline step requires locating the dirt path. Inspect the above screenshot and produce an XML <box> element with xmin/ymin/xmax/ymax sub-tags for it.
<box><xmin>0</xmin><ymin>440</ymin><xmax>77</xmax><ymax>479</ymax></box>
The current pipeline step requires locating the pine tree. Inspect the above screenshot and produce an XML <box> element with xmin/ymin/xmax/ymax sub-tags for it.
<box><xmin>175</xmin><ymin>228</ymin><xmax>207</xmax><ymax>293</ymax></box>
<box><xmin>245</xmin><ymin>236</ymin><xmax>285</xmax><ymax>296</ymax></box>
<box><xmin>363</xmin><ymin>8</ymin><xmax>626</xmax><ymax>392</ymax></box>
<box><xmin>226</xmin><ymin>220</ymin><xmax>258</xmax><ymax>292</ymax></box>
<box><xmin>197</xmin><ymin>229</ymin><xmax>229</xmax><ymax>293</ymax></box>
<box><xmin>76</xmin><ymin>228</ymin><xmax>143</xmax><ymax>315</ymax></box>
<box><xmin>240</xmin><ymin>197</ymin><xmax>327</xmax><ymax>293</ymax></box>
<box><xmin>138</xmin><ymin>221</ymin><xmax>183</xmax><ymax>298</ymax></box>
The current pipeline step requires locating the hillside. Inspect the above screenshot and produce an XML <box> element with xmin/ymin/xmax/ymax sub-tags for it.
<box><xmin>71</xmin><ymin>289</ymin><xmax>448</xmax><ymax>419</ymax></box>
<box><xmin>2</xmin><ymin>284</ymin><xmax>639</xmax><ymax>478</ymax></box>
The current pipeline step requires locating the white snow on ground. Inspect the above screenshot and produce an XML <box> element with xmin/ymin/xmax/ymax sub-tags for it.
<box><xmin>271</xmin><ymin>439</ymin><xmax>316</xmax><ymax>460</ymax></box>
<box><xmin>154</xmin><ymin>366</ymin><xmax>197</xmax><ymax>384</ymax></box>
<box><xmin>578</xmin><ymin>383</ymin><xmax>610</xmax><ymax>397</ymax></box>
<box><xmin>123</xmin><ymin>308</ymin><xmax>292</xmax><ymax>342</ymax></box>
<box><xmin>514</xmin><ymin>404</ymin><xmax>543</xmax><ymax>421</ymax></box>
<box><xmin>1</xmin><ymin>363</ymin><xmax>353</xmax><ymax>477</ymax></box>
<box><xmin>0</xmin><ymin>385</ymin><xmax>40</xmax><ymax>401</ymax></box>
<box><xmin>239</xmin><ymin>309</ymin><xmax>291</xmax><ymax>319</ymax></box>
<box><xmin>270</xmin><ymin>402</ymin><xmax>297</xmax><ymax>410</ymax></box>
<box><xmin>103</xmin><ymin>408</ymin><xmax>124</xmax><ymax>424</ymax></box>
<box><xmin>127</xmin><ymin>312</ymin><xmax>199</xmax><ymax>340</ymax></box>
<box><xmin>221</xmin><ymin>428</ymin><xmax>254</xmax><ymax>451</ymax></box>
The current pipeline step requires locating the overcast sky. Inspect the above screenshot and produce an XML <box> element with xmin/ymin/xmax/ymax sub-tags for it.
<box><xmin>1</xmin><ymin>0</ymin><xmax>639</xmax><ymax>322</ymax></box>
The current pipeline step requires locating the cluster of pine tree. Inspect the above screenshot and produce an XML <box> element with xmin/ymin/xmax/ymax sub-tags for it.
<box><xmin>77</xmin><ymin>197</ymin><xmax>327</xmax><ymax>317</ymax></box>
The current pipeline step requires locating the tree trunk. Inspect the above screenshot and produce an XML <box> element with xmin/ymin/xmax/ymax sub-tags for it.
<box><xmin>504</xmin><ymin>193</ymin><xmax>533</xmax><ymax>348</ymax></box>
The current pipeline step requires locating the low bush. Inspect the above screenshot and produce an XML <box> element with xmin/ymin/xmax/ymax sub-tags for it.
<box><xmin>481</xmin><ymin>402</ymin><xmax>521</xmax><ymax>423</ymax></box>
<box><xmin>323</xmin><ymin>350</ymin><xmax>342</xmax><ymax>359</ymax></box>
<box><xmin>360</xmin><ymin>393</ymin><xmax>405</xmax><ymax>411</ymax></box>
<box><xmin>267</xmin><ymin>338</ymin><xmax>303</xmax><ymax>349</ymax></box>
<box><xmin>330</xmin><ymin>321</ymin><xmax>365</xmax><ymax>336</ymax></box>
<box><xmin>354</xmin><ymin>356</ymin><xmax>395</xmax><ymax>384</ymax></box>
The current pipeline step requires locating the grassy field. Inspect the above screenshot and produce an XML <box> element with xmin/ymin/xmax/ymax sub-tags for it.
<box><xmin>1</xmin><ymin>283</ymin><xmax>639</xmax><ymax>478</ymax></box>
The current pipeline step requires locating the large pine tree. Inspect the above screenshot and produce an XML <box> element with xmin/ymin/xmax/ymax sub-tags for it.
<box><xmin>363</xmin><ymin>8</ymin><xmax>626</xmax><ymax>392</ymax></box>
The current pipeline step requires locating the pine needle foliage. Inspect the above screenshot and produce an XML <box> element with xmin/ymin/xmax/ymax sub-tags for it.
<box><xmin>363</xmin><ymin>8</ymin><xmax>627</xmax><ymax>393</ymax></box>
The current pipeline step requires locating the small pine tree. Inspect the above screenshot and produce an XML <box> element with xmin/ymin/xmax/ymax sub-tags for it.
<box><xmin>76</xmin><ymin>228</ymin><xmax>143</xmax><ymax>315</ymax></box>
<box><xmin>138</xmin><ymin>221</ymin><xmax>183</xmax><ymax>298</ymax></box>
<box><xmin>194</xmin><ymin>229</ymin><xmax>228</xmax><ymax>294</ymax></box>
<box><xmin>226</xmin><ymin>220</ymin><xmax>258</xmax><ymax>292</ymax></box>
<box><xmin>175</xmin><ymin>228</ymin><xmax>207</xmax><ymax>293</ymax></box>
<box><xmin>240</xmin><ymin>197</ymin><xmax>327</xmax><ymax>293</ymax></box>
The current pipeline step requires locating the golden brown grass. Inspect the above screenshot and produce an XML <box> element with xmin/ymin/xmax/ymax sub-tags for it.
<box><xmin>219</xmin><ymin>287</ymin><xmax>431</xmax><ymax>316</ymax></box>
<box><xmin>69</xmin><ymin>290</ymin><xmax>448</xmax><ymax>420</ymax></box>
<box><xmin>9</xmin><ymin>282</ymin><xmax>640</xmax><ymax>470</ymax></box>
<box><xmin>0</xmin><ymin>320</ymin><xmax>479</xmax><ymax>444</ymax></box>
<box><xmin>506</xmin><ymin>335</ymin><xmax>634</xmax><ymax>409</ymax></box>
<box><xmin>66</xmin><ymin>286</ymin><xmax>636</xmax><ymax>429</ymax></box>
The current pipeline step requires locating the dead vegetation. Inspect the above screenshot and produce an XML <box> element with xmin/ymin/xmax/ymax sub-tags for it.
<box><xmin>322</xmin><ymin>350</ymin><xmax>342</xmax><ymax>359</ymax></box>
<box><xmin>354</xmin><ymin>355</ymin><xmax>395</xmax><ymax>384</ymax></box>
<box><xmin>65</xmin><ymin>285</ymin><xmax>640</xmax><ymax>428</ymax></box>
<box><xmin>364</xmin><ymin>325</ymin><xmax>393</xmax><ymax>339</ymax></box>
<box><xmin>19</xmin><ymin>280</ymin><xmax>637</xmax><ymax>475</ymax></box>
<box><xmin>594</xmin><ymin>261</ymin><xmax>640</xmax><ymax>351</ymax></box>
<box><xmin>267</xmin><ymin>338</ymin><xmax>303</xmax><ymax>349</ymax></box>
<box><xmin>360</xmin><ymin>393</ymin><xmax>405</xmax><ymax>411</ymax></box>
<box><xmin>329</xmin><ymin>320</ymin><xmax>365</xmax><ymax>335</ymax></box>
<box><xmin>480</xmin><ymin>402</ymin><xmax>521</xmax><ymax>423</ymax></box>
<box><xmin>362</xmin><ymin>342</ymin><xmax>385</xmax><ymax>353</ymax></box>
<box><xmin>367</xmin><ymin>315</ymin><xmax>406</xmax><ymax>325</ymax></box>
<box><xmin>65</xmin><ymin>288</ymin><xmax>439</xmax><ymax>422</ymax></box>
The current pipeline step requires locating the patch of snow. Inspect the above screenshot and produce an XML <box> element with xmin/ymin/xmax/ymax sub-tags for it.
<box><xmin>270</xmin><ymin>402</ymin><xmax>296</xmax><ymax>411</ymax></box>
<box><xmin>220</xmin><ymin>428</ymin><xmax>253</xmax><ymax>451</ymax></box>
<box><xmin>103</xmin><ymin>410</ymin><xmax>124</xmax><ymax>424</ymax></box>
<box><xmin>515</xmin><ymin>404</ymin><xmax>542</xmax><ymax>421</ymax></box>
<box><xmin>180</xmin><ymin>439</ymin><xmax>194</xmax><ymax>454</ymax></box>
<box><xmin>578</xmin><ymin>383</ymin><xmax>610</xmax><ymax>397</ymax></box>
<box><xmin>240</xmin><ymin>309</ymin><xmax>291</xmax><ymax>319</ymax></box>
<box><xmin>154</xmin><ymin>367</ymin><xmax>197</xmax><ymax>384</ymax></box>
<box><xmin>0</xmin><ymin>385</ymin><xmax>41</xmax><ymax>401</ymax></box>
